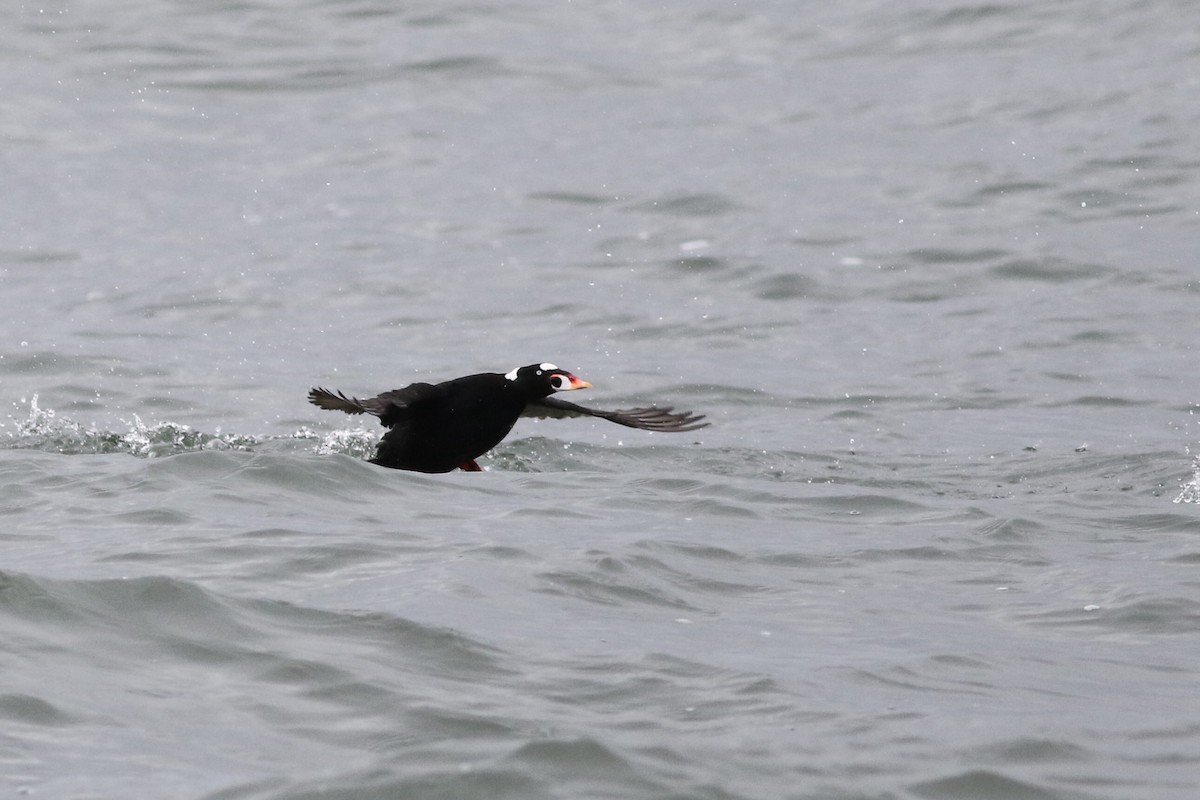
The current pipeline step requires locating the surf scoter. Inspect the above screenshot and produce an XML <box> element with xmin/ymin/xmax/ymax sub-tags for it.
<box><xmin>308</xmin><ymin>363</ymin><xmax>707</xmax><ymax>473</ymax></box>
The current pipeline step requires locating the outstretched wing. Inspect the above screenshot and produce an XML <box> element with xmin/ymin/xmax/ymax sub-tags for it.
<box><xmin>524</xmin><ymin>397</ymin><xmax>708</xmax><ymax>432</ymax></box>
<box><xmin>308</xmin><ymin>382</ymin><xmax>442</xmax><ymax>428</ymax></box>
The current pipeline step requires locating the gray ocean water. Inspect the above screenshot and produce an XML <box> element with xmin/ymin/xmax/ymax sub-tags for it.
<box><xmin>3</xmin><ymin>1</ymin><xmax>1200</xmax><ymax>798</ymax></box>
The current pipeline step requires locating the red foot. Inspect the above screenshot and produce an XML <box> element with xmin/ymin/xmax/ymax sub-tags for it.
<box><xmin>458</xmin><ymin>460</ymin><xmax>482</xmax><ymax>472</ymax></box>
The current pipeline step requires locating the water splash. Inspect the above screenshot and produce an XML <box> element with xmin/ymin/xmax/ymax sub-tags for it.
<box><xmin>4</xmin><ymin>394</ymin><xmax>261</xmax><ymax>457</ymax></box>
<box><xmin>2</xmin><ymin>396</ymin><xmax>377</xmax><ymax>461</ymax></box>
<box><xmin>298</xmin><ymin>424</ymin><xmax>379</xmax><ymax>460</ymax></box>
<box><xmin>1174</xmin><ymin>448</ymin><xmax>1200</xmax><ymax>504</ymax></box>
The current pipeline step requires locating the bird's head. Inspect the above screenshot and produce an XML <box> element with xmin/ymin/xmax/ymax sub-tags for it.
<box><xmin>504</xmin><ymin>363</ymin><xmax>592</xmax><ymax>397</ymax></box>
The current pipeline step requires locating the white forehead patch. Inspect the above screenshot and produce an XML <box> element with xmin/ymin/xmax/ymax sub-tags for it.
<box><xmin>540</xmin><ymin>362</ymin><xmax>558</xmax><ymax>372</ymax></box>
<box><xmin>505</xmin><ymin>367</ymin><xmax>519</xmax><ymax>381</ymax></box>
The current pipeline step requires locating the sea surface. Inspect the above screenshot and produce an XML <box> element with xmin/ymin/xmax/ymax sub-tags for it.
<box><xmin>3</xmin><ymin>1</ymin><xmax>1199</xmax><ymax>798</ymax></box>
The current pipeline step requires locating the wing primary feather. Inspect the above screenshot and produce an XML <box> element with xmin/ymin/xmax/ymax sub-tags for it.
<box><xmin>525</xmin><ymin>397</ymin><xmax>708</xmax><ymax>432</ymax></box>
<box><xmin>308</xmin><ymin>387</ymin><xmax>374</xmax><ymax>416</ymax></box>
<box><xmin>309</xmin><ymin>383</ymin><xmax>441</xmax><ymax>428</ymax></box>
<box><xmin>602</xmin><ymin>406</ymin><xmax>709</xmax><ymax>431</ymax></box>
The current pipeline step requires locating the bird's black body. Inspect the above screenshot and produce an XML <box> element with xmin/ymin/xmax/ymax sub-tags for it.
<box><xmin>308</xmin><ymin>363</ymin><xmax>707</xmax><ymax>473</ymax></box>
<box><xmin>371</xmin><ymin>372</ymin><xmax>533</xmax><ymax>473</ymax></box>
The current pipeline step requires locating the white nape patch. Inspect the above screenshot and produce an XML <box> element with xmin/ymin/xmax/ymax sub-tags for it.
<box><xmin>504</xmin><ymin>367</ymin><xmax>519</xmax><ymax>381</ymax></box>
<box><xmin>539</xmin><ymin>362</ymin><xmax>558</xmax><ymax>372</ymax></box>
